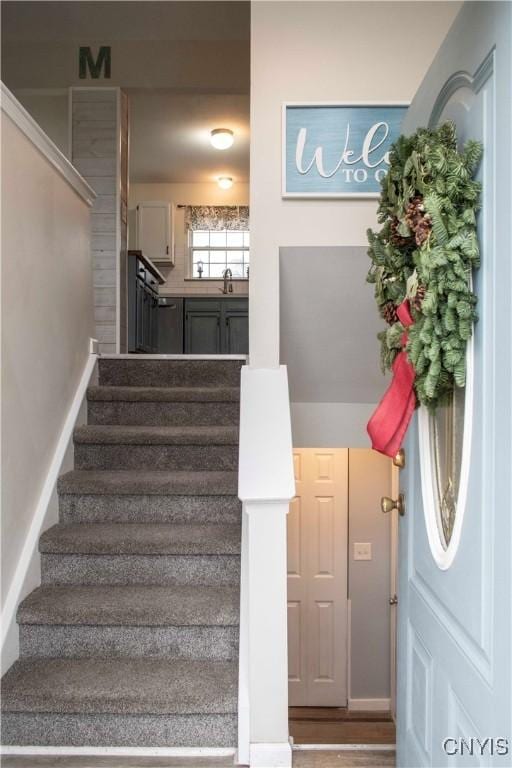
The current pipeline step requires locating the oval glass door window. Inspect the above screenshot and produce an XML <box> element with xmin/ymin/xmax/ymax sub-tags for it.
<box><xmin>430</xmin><ymin>385</ymin><xmax>465</xmax><ymax>548</ymax></box>
<box><xmin>419</xmin><ymin>334</ymin><xmax>473</xmax><ymax>570</ymax></box>
<box><xmin>418</xmin><ymin>83</ymin><xmax>479</xmax><ymax>569</ymax></box>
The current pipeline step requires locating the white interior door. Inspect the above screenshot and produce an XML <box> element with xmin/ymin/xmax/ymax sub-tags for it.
<box><xmin>287</xmin><ymin>448</ymin><xmax>348</xmax><ymax>706</ymax></box>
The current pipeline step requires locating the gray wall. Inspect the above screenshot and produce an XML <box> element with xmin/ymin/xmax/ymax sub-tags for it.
<box><xmin>280</xmin><ymin>246</ymin><xmax>389</xmax><ymax>447</ymax></box>
<box><xmin>280</xmin><ymin>246</ymin><xmax>385</xmax><ymax>405</ymax></box>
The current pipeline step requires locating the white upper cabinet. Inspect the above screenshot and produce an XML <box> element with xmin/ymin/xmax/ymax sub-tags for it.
<box><xmin>135</xmin><ymin>202</ymin><xmax>174</xmax><ymax>265</ymax></box>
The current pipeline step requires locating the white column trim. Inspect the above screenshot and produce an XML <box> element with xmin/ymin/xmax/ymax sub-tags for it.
<box><xmin>236</xmin><ymin>506</ymin><xmax>250</xmax><ymax>767</ymax></box>
<box><xmin>250</xmin><ymin>742</ymin><xmax>292</xmax><ymax>768</ymax></box>
<box><xmin>237</xmin><ymin>365</ymin><xmax>295</xmax><ymax>767</ymax></box>
<box><xmin>1</xmin><ymin>82</ymin><xmax>96</xmax><ymax>206</ymax></box>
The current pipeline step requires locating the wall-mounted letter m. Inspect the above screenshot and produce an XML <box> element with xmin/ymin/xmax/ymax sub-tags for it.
<box><xmin>79</xmin><ymin>46</ymin><xmax>111</xmax><ymax>79</ymax></box>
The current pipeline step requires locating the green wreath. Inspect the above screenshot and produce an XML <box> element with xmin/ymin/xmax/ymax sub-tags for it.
<box><xmin>366</xmin><ymin>121</ymin><xmax>482</xmax><ymax>410</ymax></box>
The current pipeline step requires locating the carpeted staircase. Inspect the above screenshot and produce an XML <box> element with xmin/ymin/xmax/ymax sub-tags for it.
<box><xmin>1</xmin><ymin>358</ymin><xmax>243</xmax><ymax>748</ymax></box>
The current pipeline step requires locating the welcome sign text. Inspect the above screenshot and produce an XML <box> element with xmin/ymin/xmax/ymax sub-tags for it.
<box><xmin>283</xmin><ymin>104</ymin><xmax>407</xmax><ymax>197</ymax></box>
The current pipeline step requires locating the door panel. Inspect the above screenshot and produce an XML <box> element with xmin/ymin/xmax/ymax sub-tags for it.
<box><xmin>224</xmin><ymin>311</ymin><xmax>249</xmax><ymax>355</ymax></box>
<box><xmin>398</xmin><ymin>5</ymin><xmax>511</xmax><ymax>766</ymax></box>
<box><xmin>287</xmin><ymin>448</ymin><xmax>348</xmax><ymax>706</ymax></box>
<box><xmin>135</xmin><ymin>279</ymin><xmax>144</xmax><ymax>351</ymax></box>
<box><xmin>185</xmin><ymin>311</ymin><xmax>221</xmax><ymax>354</ymax></box>
<box><xmin>136</xmin><ymin>202</ymin><xmax>171</xmax><ymax>263</ymax></box>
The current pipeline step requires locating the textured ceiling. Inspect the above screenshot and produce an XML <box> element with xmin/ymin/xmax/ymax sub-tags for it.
<box><xmin>1</xmin><ymin>1</ymin><xmax>250</xmax><ymax>42</ymax></box>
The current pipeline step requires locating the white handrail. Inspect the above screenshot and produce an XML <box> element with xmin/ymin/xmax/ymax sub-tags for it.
<box><xmin>1</xmin><ymin>82</ymin><xmax>96</xmax><ymax>206</ymax></box>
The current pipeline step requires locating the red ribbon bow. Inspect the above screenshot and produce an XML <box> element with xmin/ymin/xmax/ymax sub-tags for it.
<box><xmin>367</xmin><ymin>300</ymin><xmax>416</xmax><ymax>458</ymax></box>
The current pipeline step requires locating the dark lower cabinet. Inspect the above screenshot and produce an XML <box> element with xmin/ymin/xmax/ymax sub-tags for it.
<box><xmin>184</xmin><ymin>298</ymin><xmax>248</xmax><ymax>355</ymax></box>
<box><xmin>186</xmin><ymin>308</ymin><xmax>222</xmax><ymax>355</ymax></box>
<box><xmin>128</xmin><ymin>254</ymin><xmax>159</xmax><ymax>353</ymax></box>
<box><xmin>224</xmin><ymin>308</ymin><xmax>249</xmax><ymax>355</ymax></box>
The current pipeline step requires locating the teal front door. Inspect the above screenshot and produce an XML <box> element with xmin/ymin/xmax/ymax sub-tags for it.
<box><xmin>397</xmin><ymin>4</ymin><xmax>512</xmax><ymax>766</ymax></box>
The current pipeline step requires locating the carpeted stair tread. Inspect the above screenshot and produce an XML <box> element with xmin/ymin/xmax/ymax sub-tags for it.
<box><xmin>1</xmin><ymin>658</ymin><xmax>237</xmax><ymax>715</ymax></box>
<box><xmin>39</xmin><ymin>523</ymin><xmax>241</xmax><ymax>555</ymax></box>
<box><xmin>17</xmin><ymin>584</ymin><xmax>239</xmax><ymax>627</ymax></box>
<box><xmin>88</xmin><ymin>385</ymin><xmax>240</xmax><ymax>403</ymax></box>
<box><xmin>74</xmin><ymin>425</ymin><xmax>239</xmax><ymax>446</ymax></box>
<box><xmin>58</xmin><ymin>470</ymin><xmax>239</xmax><ymax>496</ymax></box>
<box><xmin>98</xmin><ymin>358</ymin><xmax>244</xmax><ymax>388</ymax></box>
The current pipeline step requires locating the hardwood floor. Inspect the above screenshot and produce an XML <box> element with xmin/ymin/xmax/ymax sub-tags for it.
<box><xmin>293</xmin><ymin>751</ymin><xmax>395</xmax><ymax>767</ymax></box>
<box><xmin>1</xmin><ymin>752</ymin><xmax>395</xmax><ymax>768</ymax></box>
<box><xmin>289</xmin><ymin>707</ymin><xmax>396</xmax><ymax>745</ymax></box>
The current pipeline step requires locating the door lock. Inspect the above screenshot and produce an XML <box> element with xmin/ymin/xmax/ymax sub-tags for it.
<box><xmin>381</xmin><ymin>493</ymin><xmax>406</xmax><ymax>516</ymax></box>
<box><xmin>389</xmin><ymin>594</ymin><xmax>398</xmax><ymax>606</ymax></box>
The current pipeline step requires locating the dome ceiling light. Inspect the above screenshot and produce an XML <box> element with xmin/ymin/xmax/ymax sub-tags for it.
<box><xmin>217</xmin><ymin>177</ymin><xmax>234</xmax><ymax>190</ymax></box>
<box><xmin>210</xmin><ymin>128</ymin><xmax>234</xmax><ymax>150</ymax></box>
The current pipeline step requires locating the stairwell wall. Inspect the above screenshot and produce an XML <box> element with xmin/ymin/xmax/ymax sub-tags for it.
<box><xmin>1</xmin><ymin>89</ymin><xmax>95</xmax><ymax>668</ymax></box>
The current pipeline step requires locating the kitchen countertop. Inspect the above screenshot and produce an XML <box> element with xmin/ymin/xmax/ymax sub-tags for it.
<box><xmin>159</xmin><ymin>293</ymin><xmax>249</xmax><ymax>299</ymax></box>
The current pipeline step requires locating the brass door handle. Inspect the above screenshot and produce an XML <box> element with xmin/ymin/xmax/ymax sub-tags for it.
<box><xmin>389</xmin><ymin>594</ymin><xmax>398</xmax><ymax>606</ymax></box>
<box><xmin>393</xmin><ymin>448</ymin><xmax>406</xmax><ymax>468</ymax></box>
<box><xmin>381</xmin><ymin>493</ymin><xmax>405</xmax><ymax>516</ymax></box>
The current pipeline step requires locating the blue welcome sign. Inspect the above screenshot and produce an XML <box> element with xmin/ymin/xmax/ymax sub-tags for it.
<box><xmin>283</xmin><ymin>103</ymin><xmax>408</xmax><ymax>198</ymax></box>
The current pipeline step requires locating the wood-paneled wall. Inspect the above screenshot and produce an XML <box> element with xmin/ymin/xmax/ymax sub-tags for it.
<box><xmin>71</xmin><ymin>88</ymin><xmax>128</xmax><ymax>353</ymax></box>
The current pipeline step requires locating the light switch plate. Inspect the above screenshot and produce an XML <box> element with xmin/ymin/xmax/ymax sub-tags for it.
<box><xmin>354</xmin><ymin>542</ymin><xmax>372</xmax><ymax>561</ymax></box>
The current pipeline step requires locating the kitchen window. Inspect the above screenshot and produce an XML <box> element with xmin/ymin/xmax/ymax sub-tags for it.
<box><xmin>190</xmin><ymin>229</ymin><xmax>250</xmax><ymax>279</ymax></box>
<box><xmin>184</xmin><ymin>205</ymin><xmax>250</xmax><ymax>280</ymax></box>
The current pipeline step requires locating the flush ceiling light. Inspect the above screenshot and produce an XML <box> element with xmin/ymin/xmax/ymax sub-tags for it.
<box><xmin>210</xmin><ymin>128</ymin><xmax>234</xmax><ymax>150</ymax></box>
<box><xmin>217</xmin><ymin>176</ymin><xmax>234</xmax><ymax>190</ymax></box>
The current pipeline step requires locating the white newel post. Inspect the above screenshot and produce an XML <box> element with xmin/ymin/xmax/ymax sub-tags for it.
<box><xmin>238</xmin><ymin>366</ymin><xmax>295</xmax><ymax>768</ymax></box>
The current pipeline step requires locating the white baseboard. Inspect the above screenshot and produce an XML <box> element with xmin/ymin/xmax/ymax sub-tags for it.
<box><xmin>348</xmin><ymin>698</ymin><xmax>391</xmax><ymax>711</ymax></box>
<box><xmin>0</xmin><ymin>747</ymin><xmax>236</xmax><ymax>758</ymax></box>
<box><xmin>249</xmin><ymin>742</ymin><xmax>292</xmax><ymax>767</ymax></box>
<box><xmin>0</xmin><ymin>347</ymin><xmax>98</xmax><ymax>674</ymax></box>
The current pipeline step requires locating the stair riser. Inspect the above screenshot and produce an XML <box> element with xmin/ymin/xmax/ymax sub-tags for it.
<box><xmin>99</xmin><ymin>359</ymin><xmax>243</xmax><ymax>388</ymax></box>
<box><xmin>88</xmin><ymin>401</ymin><xmax>240</xmax><ymax>426</ymax></box>
<box><xmin>74</xmin><ymin>444</ymin><xmax>239</xmax><ymax>471</ymax></box>
<box><xmin>41</xmin><ymin>554</ymin><xmax>240</xmax><ymax>586</ymax></box>
<box><xmin>59</xmin><ymin>493</ymin><xmax>242</xmax><ymax>524</ymax></box>
<box><xmin>0</xmin><ymin>712</ymin><xmax>237</xmax><ymax>747</ymax></box>
<box><xmin>19</xmin><ymin>624</ymin><xmax>239</xmax><ymax>661</ymax></box>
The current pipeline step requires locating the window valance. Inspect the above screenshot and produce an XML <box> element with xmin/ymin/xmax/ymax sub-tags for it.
<box><xmin>184</xmin><ymin>205</ymin><xmax>249</xmax><ymax>231</ymax></box>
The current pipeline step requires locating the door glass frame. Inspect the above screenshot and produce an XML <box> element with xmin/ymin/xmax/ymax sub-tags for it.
<box><xmin>418</xmin><ymin>333</ymin><xmax>474</xmax><ymax>570</ymax></box>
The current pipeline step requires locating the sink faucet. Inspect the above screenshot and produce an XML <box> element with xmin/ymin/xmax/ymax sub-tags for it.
<box><xmin>221</xmin><ymin>268</ymin><xmax>233</xmax><ymax>294</ymax></box>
